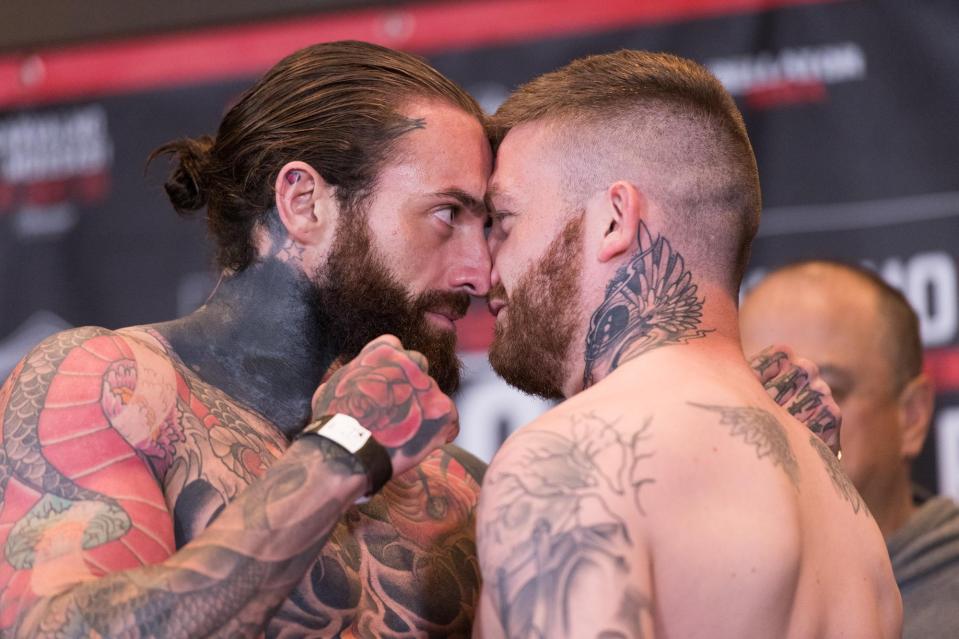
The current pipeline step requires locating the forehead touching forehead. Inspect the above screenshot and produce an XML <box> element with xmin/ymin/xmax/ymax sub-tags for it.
<box><xmin>488</xmin><ymin>121</ymin><xmax>574</xmax><ymax>216</ymax></box>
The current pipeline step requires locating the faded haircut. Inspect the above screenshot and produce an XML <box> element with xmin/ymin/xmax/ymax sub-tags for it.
<box><xmin>491</xmin><ymin>50</ymin><xmax>761</xmax><ymax>295</ymax></box>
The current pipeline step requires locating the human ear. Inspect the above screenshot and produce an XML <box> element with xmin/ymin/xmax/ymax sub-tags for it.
<box><xmin>274</xmin><ymin>161</ymin><xmax>337</xmax><ymax>246</ymax></box>
<box><xmin>597</xmin><ymin>181</ymin><xmax>645</xmax><ymax>263</ymax></box>
<box><xmin>898</xmin><ymin>373</ymin><xmax>935</xmax><ymax>460</ymax></box>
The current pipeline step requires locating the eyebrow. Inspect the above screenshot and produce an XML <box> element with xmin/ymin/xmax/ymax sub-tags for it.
<box><xmin>436</xmin><ymin>188</ymin><xmax>487</xmax><ymax>213</ymax></box>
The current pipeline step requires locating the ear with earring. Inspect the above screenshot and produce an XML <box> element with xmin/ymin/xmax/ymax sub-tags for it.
<box><xmin>287</xmin><ymin>170</ymin><xmax>301</xmax><ymax>184</ymax></box>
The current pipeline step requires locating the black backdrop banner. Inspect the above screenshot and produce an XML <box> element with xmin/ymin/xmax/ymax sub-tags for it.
<box><xmin>1</xmin><ymin>0</ymin><xmax>957</xmax><ymax>493</ymax></box>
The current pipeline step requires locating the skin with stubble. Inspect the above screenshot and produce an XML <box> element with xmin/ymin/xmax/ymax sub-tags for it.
<box><xmin>476</xmin><ymin>51</ymin><xmax>901</xmax><ymax>639</ymax></box>
<box><xmin>740</xmin><ymin>262</ymin><xmax>934</xmax><ymax>539</ymax></box>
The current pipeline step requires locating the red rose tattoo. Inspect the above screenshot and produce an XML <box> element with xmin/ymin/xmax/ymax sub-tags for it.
<box><xmin>312</xmin><ymin>336</ymin><xmax>458</xmax><ymax>468</ymax></box>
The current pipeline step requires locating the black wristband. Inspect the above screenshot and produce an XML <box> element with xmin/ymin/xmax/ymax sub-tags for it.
<box><xmin>297</xmin><ymin>414</ymin><xmax>393</xmax><ymax>497</ymax></box>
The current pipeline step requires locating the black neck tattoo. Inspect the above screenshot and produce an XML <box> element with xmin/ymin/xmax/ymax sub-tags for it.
<box><xmin>151</xmin><ymin>220</ymin><xmax>335</xmax><ymax>436</ymax></box>
<box><xmin>582</xmin><ymin>221</ymin><xmax>713</xmax><ymax>388</ymax></box>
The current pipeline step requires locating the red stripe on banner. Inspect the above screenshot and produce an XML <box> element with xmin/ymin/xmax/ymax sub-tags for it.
<box><xmin>0</xmin><ymin>0</ymin><xmax>843</xmax><ymax>108</ymax></box>
<box><xmin>924</xmin><ymin>347</ymin><xmax>959</xmax><ymax>394</ymax></box>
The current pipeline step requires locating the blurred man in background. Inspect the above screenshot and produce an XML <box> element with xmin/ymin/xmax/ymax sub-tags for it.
<box><xmin>741</xmin><ymin>260</ymin><xmax>959</xmax><ymax>639</ymax></box>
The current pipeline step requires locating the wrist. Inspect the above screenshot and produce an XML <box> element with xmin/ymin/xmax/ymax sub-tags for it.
<box><xmin>295</xmin><ymin>414</ymin><xmax>393</xmax><ymax>499</ymax></box>
<box><xmin>289</xmin><ymin>436</ymin><xmax>369</xmax><ymax>502</ymax></box>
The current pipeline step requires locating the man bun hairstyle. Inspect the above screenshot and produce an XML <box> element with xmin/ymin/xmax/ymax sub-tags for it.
<box><xmin>150</xmin><ymin>40</ymin><xmax>484</xmax><ymax>272</ymax></box>
<box><xmin>155</xmin><ymin>135</ymin><xmax>214</xmax><ymax>212</ymax></box>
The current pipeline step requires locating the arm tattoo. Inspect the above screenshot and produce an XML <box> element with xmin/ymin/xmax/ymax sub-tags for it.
<box><xmin>0</xmin><ymin>328</ymin><xmax>362</xmax><ymax>638</ymax></box>
<box><xmin>583</xmin><ymin>221</ymin><xmax>712</xmax><ymax>388</ymax></box>
<box><xmin>266</xmin><ymin>446</ymin><xmax>484</xmax><ymax>637</ymax></box>
<box><xmin>808</xmin><ymin>435</ymin><xmax>869</xmax><ymax>516</ymax></box>
<box><xmin>482</xmin><ymin>413</ymin><xmax>655</xmax><ymax>638</ymax></box>
<box><xmin>690</xmin><ymin>403</ymin><xmax>801</xmax><ymax>487</ymax></box>
<box><xmin>312</xmin><ymin>339</ymin><xmax>455</xmax><ymax>461</ymax></box>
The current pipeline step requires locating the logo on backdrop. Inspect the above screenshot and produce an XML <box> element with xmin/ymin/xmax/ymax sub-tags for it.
<box><xmin>0</xmin><ymin>104</ymin><xmax>113</xmax><ymax>238</ymax></box>
<box><xmin>706</xmin><ymin>42</ymin><xmax>866</xmax><ymax>110</ymax></box>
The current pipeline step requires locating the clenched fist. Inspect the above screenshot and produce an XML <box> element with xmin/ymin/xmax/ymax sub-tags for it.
<box><xmin>311</xmin><ymin>335</ymin><xmax>460</xmax><ymax>479</ymax></box>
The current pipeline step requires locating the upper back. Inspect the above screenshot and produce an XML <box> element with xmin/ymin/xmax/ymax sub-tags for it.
<box><xmin>477</xmin><ymin>352</ymin><xmax>901</xmax><ymax>639</ymax></box>
<box><xmin>640</xmin><ymin>373</ymin><xmax>898</xmax><ymax>638</ymax></box>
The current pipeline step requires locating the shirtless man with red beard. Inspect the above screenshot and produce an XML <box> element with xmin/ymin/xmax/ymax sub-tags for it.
<box><xmin>476</xmin><ymin>51</ymin><xmax>901</xmax><ymax>638</ymax></box>
<box><xmin>0</xmin><ymin>41</ymin><xmax>841</xmax><ymax>638</ymax></box>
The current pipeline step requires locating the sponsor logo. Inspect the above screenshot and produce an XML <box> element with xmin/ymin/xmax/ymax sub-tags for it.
<box><xmin>706</xmin><ymin>42</ymin><xmax>866</xmax><ymax>109</ymax></box>
<box><xmin>936</xmin><ymin>408</ymin><xmax>959</xmax><ymax>501</ymax></box>
<box><xmin>0</xmin><ymin>104</ymin><xmax>113</xmax><ymax>238</ymax></box>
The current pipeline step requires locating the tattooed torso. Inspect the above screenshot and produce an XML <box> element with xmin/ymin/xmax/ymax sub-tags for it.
<box><xmin>0</xmin><ymin>326</ymin><xmax>482</xmax><ymax>638</ymax></box>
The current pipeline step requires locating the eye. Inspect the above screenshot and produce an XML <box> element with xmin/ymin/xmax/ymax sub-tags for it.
<box><xmin>432</xmin><ymin>206</ymin><xmax>456</xmax><ymax>227</ymax></box>
<box><xmin>491</xmin><ymin>210</ymin><xmax>516</xmax><ymax>236</ymax></box>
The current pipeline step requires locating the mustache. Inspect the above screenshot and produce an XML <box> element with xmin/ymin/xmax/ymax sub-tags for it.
<box><xmin>414</xmin><ymin>289</ymin><xmax>472</xmax><ymax>320</ymax></box>
<box><xmin>487</xmin><ymin>282</ymin><xmax>508</xmax><ymax>305</ymax></box>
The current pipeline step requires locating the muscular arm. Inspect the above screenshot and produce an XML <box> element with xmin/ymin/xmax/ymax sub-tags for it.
<box><xmin>474</xmin><ymin>412</ymin><xmax>656</xmax><ymax>639</ymax></box>
<box><xmin>0</xmin><ymin>328</ymin><xmax>367</xmax><ymax>638</ymax></box>
<box><xmin>0</xmin><ymin>330</ymin><xmax>454</xmax><ymax>638</ymax></box>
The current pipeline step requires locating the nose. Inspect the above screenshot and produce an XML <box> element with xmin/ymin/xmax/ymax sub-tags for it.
<box><xmin>448</xmin><ymin>229</ymin><xmax>491</xmax><ymax>296</ymax></box>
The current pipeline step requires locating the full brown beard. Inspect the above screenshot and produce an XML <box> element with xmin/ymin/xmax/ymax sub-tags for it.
<box><xmin>313</xmin><ymin>210</ymin><xmax>468</xmax><ymax>394</ymax></box>
<box><xmin>488</xmin><ymin>213</ymin><xmax>584</xmax><ymax>400</ymax></box>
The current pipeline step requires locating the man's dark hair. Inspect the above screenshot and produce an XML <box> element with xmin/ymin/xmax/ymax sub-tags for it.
<box><xmin>151</xmin><ymin>40</ymin><xmax>484</xmax><ymax>271</ymax></box>
<box><xmin>491</xmin><ymin>49</ymin><xmax>761</xmax><ymax>294</ymax></box>
<box><xmin>774</xmin><ymin>260</ymin><xmax>923</xmax><ymax>391</ymax></box>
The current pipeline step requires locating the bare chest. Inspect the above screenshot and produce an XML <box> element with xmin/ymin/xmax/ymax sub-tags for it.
<box><xmin>161</xmin><ymin>373</ymin><xmax>480</xmax><ymax>638</ymax></box>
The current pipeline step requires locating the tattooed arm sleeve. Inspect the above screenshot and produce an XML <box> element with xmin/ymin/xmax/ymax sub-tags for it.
<box><xmin>474</xmin><ymin>414</ymin><xmax>657</xmax><ymax>639</ymax></box>
<box><xmin>0</xmin><ymin>328</ymin><xmax>368</xmax><ymax>638</ymax></box>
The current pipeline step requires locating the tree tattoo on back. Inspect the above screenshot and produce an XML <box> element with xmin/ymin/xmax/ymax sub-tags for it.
<box><xmin>482</xmin><ymin>412</ymin><xmax>655</xmax><ymax>638</ymax></box>
<box><xmin>583</xmin><ymin>221</ymin><xmax>712</xmax><ymax>388</ymax></box>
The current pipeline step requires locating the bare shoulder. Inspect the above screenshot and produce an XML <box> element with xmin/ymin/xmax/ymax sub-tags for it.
<box><xmin>0</xmin><ymin>325</ymin><xmax>178</xmax><ymax>446</ymax></box>
<box><xmin>0</xmin><ymin>326</ymin><xmax>176</xmax><ymax>633</ymax></box>
<box><xmin>483</xmin><ymin>406</ymin><xmax>655</xmax><ymax>514</ymax></box>
<box><xmin>476</xmin><ymin>406</ymin><xmax>656</xmax><ymax>638</ymax></box>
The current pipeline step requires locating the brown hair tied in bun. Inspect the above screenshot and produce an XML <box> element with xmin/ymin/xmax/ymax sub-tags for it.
<box><xmin>149</xmin><ymin>135</ymin><xmax>215</xmax><ymax>214</ymax></box>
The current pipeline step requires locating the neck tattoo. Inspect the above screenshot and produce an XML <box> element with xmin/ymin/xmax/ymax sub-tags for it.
<box><xmin>582</xmin><ymin>221</ymin><xmax>713</xmax><ymax>388</ymax></box>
